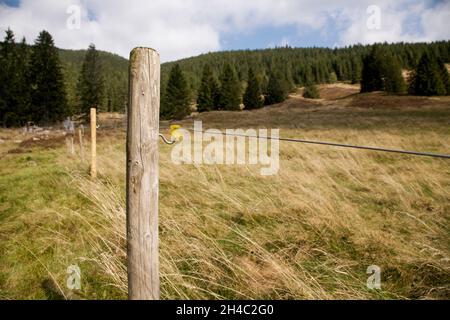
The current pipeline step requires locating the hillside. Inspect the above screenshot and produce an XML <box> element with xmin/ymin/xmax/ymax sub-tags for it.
<box><xmin>14</xmin><ymin>40</ymin><xmax>450</xmax><ymax>120</ymax></box>
<box><xmin>161</xmin><ymin>41</ymin><xmax>450</xmax><ymax>96</ymax></box>
<box><xmin>57</xmin><ymin>48</ymin><xmax>129</xmax><ymax>114</ymax></box>
<box><xmin>2</xmin><ymin>39</ymin><xmax>448</xmax><ymax>126</ymax></box>
<box><xmin>58</xmin><ymin>41</ymin><xmax>450</xmax><ymax>113</ymax></box>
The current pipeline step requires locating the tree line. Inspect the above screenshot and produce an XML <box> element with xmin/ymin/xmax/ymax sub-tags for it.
<box><xmin>161</xmin><ymin>41</ymin><xmax>450</xmax><ymax>91</ymax></box>
<box><xmin>0</xmin><ymin>29</ymin><xmax>66</xmax><ymax>126</ymax></box>
<box><xmin>2</xmin><ymin>26</ymin><xmax>449</xmax><ymax>125</ymax></box>
<box><xmin>161</xmin><ymin>41</ymin><xmax>450</xmax><ymax>119</ymax></box>
<box><xmin>0</xmin><ymin>28</ymin><xmax>126</xmax><ymax>127</ymax></box>
<box><xmin>360</xmin><ymin>45</ymin><xmax>450</xmax><ymax>95</ymax></box>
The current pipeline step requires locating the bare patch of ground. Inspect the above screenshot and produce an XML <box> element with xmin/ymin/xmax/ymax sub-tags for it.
<box><xmin>19</xmin><ymin>134</ymin><xmax>68</xmax><ymax>149</ymax></box>
<box><xmin>317</xmin><ymin>83</ymin><xmax>360</xmax><ymax>100</ymax></box>
<box><xmin>347</xmin><ymin>92</ymin><xmax>450</xmax><ymax>109</ymax></box>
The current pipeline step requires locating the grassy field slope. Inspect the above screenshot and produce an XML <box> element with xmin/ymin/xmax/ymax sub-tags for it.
<box><xmin>0</xmin><ymin>85</ymin><xmax>449</xmax><ymax>299</ymax></box>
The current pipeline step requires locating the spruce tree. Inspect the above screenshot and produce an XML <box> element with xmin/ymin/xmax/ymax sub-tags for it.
<box><xmin>302</xmin><ymin>65</ymin><xmax>314</xmax><ymax>87</ymax></box>
<box><xmin>328</xmin><ymin>72</ymin><xmax>338</xmax><ymax>83</ymax></box>
<box><xmin>350</xmin><ymin>57</ymin><xmax>361</xmax><ymax>84</ymax></box>
<box><xmin>29</xmin><ymin>30</ymin><xmax>68</xmax><ymax>124</ymax></box>
<box><xmin>77</xmin><ymin>44</ymin><xmax>104</xmax><ymax>118</ymax></box>
<box><xmin>360</xmin><ymin>46</ymin><xmax>384</xmax><ymax>93</ymax></box>
<box><xmin>211</xmin><ymin>77</ymin><xmax>221</xmax><ymax>110</ymax></box>
<box><xmin>303</xmin><ymin>83</ymin><xmax>320</xmax><ymax>99</ymax></box>
<box><xmin>0</xmin><ymin>98</ymin><xmax>5</xmax><ymax>127</ymax></box>
<box><xmin>197</xmin><ymin>64</ymin><xmax>215</xmax><ymax>112</ymax></box>
<box><xmin>284</xmin><ymin>64</ymin><xmax>296</xmax><ymax>90</ymax></box>
<box><xmin>360</xmin><ymin>46</ymin><xmax>405</xmax><ymax>94</ymax></box>
<box><xmin>383</xmin><ymin>53</ymin><xmax>406</xmax><ymax>94</ymax></box>
<box><xmin>243</xmin><ymin>67</ymin><xmax>263</xmax><ymax>110</ymax></box>
<box><xmin>161</xmin><ymin>64</ymin><xmax>190</xmax><ymax>120</ymax></box>
<box><xmin>15</xmin><ymin>37</ymin><xmax>31</xmax><ymax>123</ymax></box>
<box><xmin>265</xmin><ymin>71</ymin><xmax>287</xmax><ymax>105</ymax></box>
<box><xmin>437</xmin><ymin>57</ymin><xmax>450</xmax><ymax>95</ymax></box>
<box><xmin>218</xmin><ymin>64</ymin><xmax>241</xmax><ymax>111</ymax></box>
<box><xmin>0</xmin><ymin>29</ymin><xmax>18</xmax><ymax>126</ymax></box>
<box><xmin>410</xmin><ymin>51</ymin><xmax>447</xmax><ymax>96</ymax></box>
<box><xmin>0</xmin><ymin>31</ymin><xmax>31</xmax><ymax>127</ymax></box>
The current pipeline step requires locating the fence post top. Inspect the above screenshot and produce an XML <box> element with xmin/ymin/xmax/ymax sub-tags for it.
<box><xmin>130</xmin><ymin>47</ymin><xmax>159</xmax><ymax>56</ymax></box>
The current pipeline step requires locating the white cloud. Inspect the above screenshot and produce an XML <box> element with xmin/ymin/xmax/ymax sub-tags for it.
<box><xmin>420</xmin><ymin>1</ymin><xmax>450</xmax><ymax>41</ymax></box>
<box><xmin>338</xmin><ymin>1</ymin><xmax>450</xmax><ymax>45</ymax></box>
<box><xmin>0</xmin><ymin>0</ymin><xmax>448</xmax><ymax>62</ymax></box>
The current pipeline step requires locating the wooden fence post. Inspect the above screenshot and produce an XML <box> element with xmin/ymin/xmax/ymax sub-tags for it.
<box><xmin>79</xmin><ymin>128</ymin><xmax>84</xmax><ymax>163</ymax></box>
<box><xmin>90</xmin><ymin>108</ymin><xmax>97</xmax><ymax>178</ymax></box>
<box><xmin>70</xmin><ymin>135</ymin><xmax>75</xmax><ymax>155</ymax></box>
<box><xmin>126</xmin><ymin>47</ymin><xmax>160</xmax><ymax>300</ymax></box>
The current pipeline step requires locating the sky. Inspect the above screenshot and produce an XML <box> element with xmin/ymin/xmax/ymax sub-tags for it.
<box><xmin>0</xmin><ymin>0</ymin><xmax>449</xmax><ymax>62</ymax></box>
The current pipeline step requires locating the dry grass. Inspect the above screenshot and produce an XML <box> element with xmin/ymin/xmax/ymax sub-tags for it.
<box><xmin>0</xmin><ymin>86</ymin><xmax>449</xmax><ymax>299</ymax></box>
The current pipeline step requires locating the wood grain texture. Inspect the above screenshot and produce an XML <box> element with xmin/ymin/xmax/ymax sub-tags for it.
<box><xmin>126</xmin><ymin>47</ymin><xmax>160</xmax><ymax>300</ymax></box>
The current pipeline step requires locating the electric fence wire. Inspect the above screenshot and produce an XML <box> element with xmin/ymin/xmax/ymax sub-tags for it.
<box><xmin>167</xmin><ymin>128</ymin><xmax>450</xmax><ymax>159</ymax></box>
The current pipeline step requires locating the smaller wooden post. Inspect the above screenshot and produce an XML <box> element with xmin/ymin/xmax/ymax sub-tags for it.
<box><xmin>65</xmin><ymin>136</ymin><xmax>70</xmax><ymax>153</ymax></box>
<box><xmin>79</xmin><ymin>128</ymin><xmax>84</xmax><ymax>163</ymax></box>
<box><xmin>90</xmin><ymin>108</ymin><xmax>97</xmax><ymax>178</ymax></box>
<box><xmin>70</xmin><ymin>135</ymin><xmax>75</xmax><ymax>155</ymax></box>
<box><xmin>65</xmin><ymin>135</ymin><xmax>75</xmax><ymax>155</ymax></box>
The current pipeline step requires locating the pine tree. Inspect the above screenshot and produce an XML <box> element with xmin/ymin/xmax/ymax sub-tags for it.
<box><xmin>350</xmin><ymin>57</ymin><xmax>361</xmax><ymax>84</ymax></box>
<box><xmin>211</xmin><ymin>77</ymin><xmax>221</xmax><ymax>110</ymax></box>
<box><xmin>265</xmin><ymin>71</ymin><xmax>287</xmax><ymax>105</ymax></box>
<box><xmin>15</xmin><ymin>37</ymin><xmax>31</xmax><ymax>123</ymax></box>
<box><xmin>243</xmin><ymin>67</ymin><xmax>263</xmax><ymax>110</ymax></box>
<box><xmin>197</xmin><ymin>64</ymin><xmax>215</xmax><ymax>112</ymax></box>
<box><xmin>218</xmin><ymin>64</ymin><xmax>241</xmax><ymax>111</ymax></box>
<box><xmin>360</xmin><ymin>46</ymin><xmax>384</xmax><ymax>93</ymax></box>
<box><xmin>437</xmin><ymin>57</ymin><xmax>450</xmax><ymax>95</ymax></box>
<box><xmin>0</xmin><ymin>31</ymin><xmax>31</xmax><ymax>127</ymax></box>
<box><xmin>0</xmin><ymin>29</ymin><xmax>18</xmax><ymax>126</ymax></box>
<box><xmin>303</xmin><ymin>83</ymin><xmax>320</xmax><ymax>99</ymax></box>
<box><xmin>383</xmin><ymin>53</ymin><xmax>406</xmax><ymax>94</ymax></box>
<box><xmin>29</xmin><ymin>30</ymin><xmax>68</xmax><ymax>124</ymax></box>
<box><xmin>410</xmin><ymin>51</ymin><xmax>447</xmax><ymax>96</ymax></box>
<box><xmin>302</xmin><ymin>65</ymin><xmax>313</xmax><ymax>86</ymax></box>
<box><xmin>77</xmin><ymin>44</ymin><xmax>104</xmax><ymax>118</ymax></box>
<box><xmin>328</xmin><ymin>72</ymin><xmax>338</xmax><ymax>83</ymax></box>
<box><xmin>360</xmin><ymin>46</ymin><xmax>405</xmax><ymax>94</ymax></box>
<box><xmin>284</xmin><ymin>64</ymin><xmax>296</xmax><ymax>90</ymax></box>
<box><xmin>161</xmin><ymin>64</ymin><xmax>190</xmax><ymax>120</ymax></box>
<box><xmin>0</xmin><ymin>97</ymin><xmax>5</xmax><ymax>127</ymax></box>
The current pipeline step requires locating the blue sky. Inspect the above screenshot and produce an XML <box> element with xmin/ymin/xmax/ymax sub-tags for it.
<box><xmin>221</xmin><ymin>24</ymin><xmax>339</xmax><ymax>50</ymax></box>
<box><xmin>1</xmin><ymin>0</ymin><xmax>449</xmax><ymax>62</ymax></box>
<box><xmin>0</xmin><ymin>0</ymin><xmax>19</xmax><ymax>7</ymax></box>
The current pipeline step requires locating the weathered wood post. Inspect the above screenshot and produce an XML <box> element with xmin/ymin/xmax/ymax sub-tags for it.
<box><xmin>79</xmin><ymin>128</ymin><xmax>84</xmax><ymax>163</ymax></box>
<box><xmin>126</xmin><ymin>47</ymin><xmax>160</xmax><ymax>300</ymax></box>
<box><xmin>64</xmin><ymin>117</ymin><xmax>75</xmax><ymax>155</ymax></box>
<box><xmin>90</xmin><ymin>108</ymin><xmax>97</xmax><ymax>178</ymax></box>
<box><xmin>70</xmin><ymin>135</ymin><xmax>75</xmax><ymax>155</ymax></box>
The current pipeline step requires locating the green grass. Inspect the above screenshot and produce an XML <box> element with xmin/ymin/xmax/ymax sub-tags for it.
<box><xmin>0</xmin><ymin>90</ymin><xmax>449</xmax><ymax>300</ymax></box>
<box><xmin>0</xmin><ymin>147</ymin><xmax>124</xmax><ymax>299</ymax></box>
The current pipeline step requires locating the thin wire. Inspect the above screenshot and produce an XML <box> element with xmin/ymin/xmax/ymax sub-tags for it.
<box><xmin>181</xmin><ymin>128</ymin><xmax>450</xmax><ymax>159</ymax></box>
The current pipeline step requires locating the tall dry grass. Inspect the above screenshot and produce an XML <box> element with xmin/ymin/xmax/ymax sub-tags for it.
<box><xmin>2</xmin><ymin>91</ymin><xmax>447</xmax><ymax>299</ymax></box>
<box><xmin>61</xmin><ymin>113</ymin><xmax>449</xmax><ymax>299</ymax></box>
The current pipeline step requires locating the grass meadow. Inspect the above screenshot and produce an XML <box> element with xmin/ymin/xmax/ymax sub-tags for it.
<box><xmin>0</xmin><ymin>85</ymin><xmax>449</xmax><ymax>299</ymax></box>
